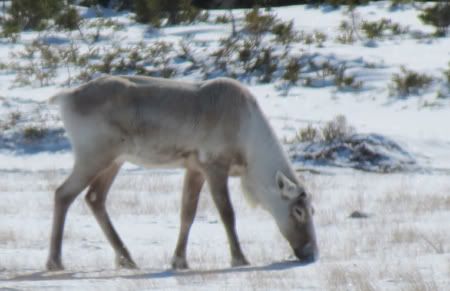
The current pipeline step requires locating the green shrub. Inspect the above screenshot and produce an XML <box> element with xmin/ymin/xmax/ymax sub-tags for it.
<box><xmin>133</xmin><ymin>0</ymin><xmax>205</xmax><ymax>26</ymax></box>
<box><xmin>313</xmin><ymin>30</ymin><xmax>327</xmax><ymax>46</ymax></box>
<box><xmin>444</xmin><ymin>62</ymin><xmax>450</xmax><ymax>84</ymax></box>
<box><xmin>389</xmin><ymin>0</ymin><xmax>414</xmax><ymax>9</ymax></box>
<box><xmin>79</xmin><ymin>0</ymin><xmax>113</xmax><ymax>7</ymax></box>
<box><xmin>436</xmin><ymin>90</ymin><xmax>449</xmax><ymax>100</ymax></box>
<box><xmin>11</xmin><ymin>40</ymin><xmax>102</xmax><ymax>86</ymax></box>
<box><xmin>307</xmin><ymin>61</ymin><xmax>362</xmax><ymax>90</ymax></box>
<box><xmin>244</xmin><ymin>8</ymin><xmax>277</xmax><ymax>35</ymax></box>
<box><xmin>0</xmin><ymin>111</ymin><xmax>22</xmax><ymax>131</ymax></box>
<box><xmin>336</xmin><ymin>20</ymin><xmax>355</xmax><ymax>44</ymax></box>
<box><xmin>147</xmin><ymin>41</ymin><xmax>176</xmax><ymax>77</ymax></box>
<box><xmin>389</xmin><ymin>67</ymin><xmax>433</xmax><ymax>97</ymax></box>
<box><xmin>301</xmin><ymin>32</ymin><xmax>314</xmax><ymax>45</ymax></box>
<box><xmin>238</xmin><ymin>41</ymin><xmax>253</xmax><ymax>64</ymax></box>
<box><xmin>299</xmin><ymin>30</ymin><xmax>327</xmax><ymax>46</ymax></box>
<box><xmin>178</xmin><ymin>39</ymin><xmax>201</xmax><ymax>70</ymax></box>
<box><xmin>134</xmin><ymin>0</ymin><xmax>163</xmax><ymax>27</ymax></box>
<box><xmin>215</xmin><ymin>14</ymin><xmax>230</xmax><ymax>24</ymax></box>
<box><xmin>436</xmin><ymin>62</ymin><xmax>450</xmax><ymax>99</ymax></box>
<box><xmin>165</xmin><ymin>0</ymin><xmax>190</xmax><ymax>24</ymax></box>
<box><xmin>388</xmin><ymin>22</ymin><xmax>409</xmax><ymax>35</ymax></box>
<box><xmin>321</xmin><ymin>115</ymin><xmax>354</xmax><ymax>143</ymax></box>
<box><xmin>10</xmin><ymin>40</ymin><xmax>61</xmax><ymax>87</ymax></box>
<box><xmin>55</xmin><ymin>7</ymin><xmax>82</xmax><ymax>31</ymax></box>
<box><xmin>95</xmin><ymin>50</ymin><xmax>121</xmax><ymax>74</ymax></box>
<box><xmin>333</xmin><ymin>63</ymin><xmax>362</xmax><ymax>90</ymax></box>
<box><xmin>75</xmin><ymin>40</ymin><xmax>176</xmax><ymax>78</ymax></box>
<box><xmin>211</xmin><ymin>36</ymin><xmax>238</xmax><ymax>72</ymax></box>
<box><xmin>297</xmin><ymin>124</ymin><xmax>319</xmax><ymax>142</ymax></box>
<box><xmin>314</xmin><ymin>0</ymin><xmax>369</xmax><ymax>8</ymax></box>
<box><xmin>253</xmin><ymin>48</ymin><xmax>278</xmax><ymax>83</ymax></box>
<box><xmin>283</xmin><ymin>57</ymin><xmax>301</xmax><ymax>84</ymax></box>
<box><xmin>0</xmin><ymin>19</ymin><xmax>21</xmax><ymax>40</ymax></box>
<box><xmin>418</xmin><ymin>3</ymin><xmax>450</xmax><ymax>37</ymax></box>
<box><xmin>271</xmin><ymin>21</ymin><xmax>296</xmax><ymax>45</ymax></box>
<box><xmin>23</xmin><ymin>125</ymin><xmax>47</xmax><ymax>141</ymax></box>
<box><xmin>360</xmin><ymin>18</ymin><xmax>408</xmax><ymax>40</ymax></box>
<box><xmin>294</xmin><ymin>115</ymin><xmax>354</xmax><ymax>144</ymax></box>
<box><xmin>361</xmin><ymin>18</ymin><xmax>391</xmax><ymax>39</ymax></box>
<box><xmin>3</xmin><ymin>0</ymin><xmax>63</xmax><ymax>30</ymax></box>
<box><xmin>311</xmin><ymin>60</ymin><xmax>331</xmax><ymax>81</ymax></box>
<box><xmin>85</xmin><ymin>18</ymin><xmax>124</xmax><ymax>43</ymax></box>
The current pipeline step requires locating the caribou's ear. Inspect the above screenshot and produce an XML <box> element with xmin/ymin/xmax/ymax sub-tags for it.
<box><xmin>276</xmin><ymin>171</ymin><xmax>299</xmax><ymax>200</ymax></box>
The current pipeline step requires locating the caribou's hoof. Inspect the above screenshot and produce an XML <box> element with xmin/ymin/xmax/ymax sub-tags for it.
<box><xmin>116</xmin><ymin>255</ymin><xmax>138</xmax><ymax>269</ymax></box>
<box><xmin>231</xmin><ymin>256</ymin><xmax>249</xmax><ymax>267</ymax></box>
<box><xmin>171</xmin><ymin>256</ymin><xmax>189</xmax><ymax>270</ymax></box>
<box><xmin>46</xmin><ymin>259</ymin><xmax>64</xmax><ymax>271</ymax></box>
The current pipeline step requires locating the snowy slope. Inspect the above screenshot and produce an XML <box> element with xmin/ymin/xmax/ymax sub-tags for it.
<box><xmin>0</xmin><ymin>1</ymin><xmax>449</xmax><ymax>290</ymax></box>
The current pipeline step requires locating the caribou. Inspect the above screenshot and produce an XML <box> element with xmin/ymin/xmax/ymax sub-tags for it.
<box><xmin>46</xmin><ymin>75</ymin><xmax>318</xmax><ymax>271</ymax></box>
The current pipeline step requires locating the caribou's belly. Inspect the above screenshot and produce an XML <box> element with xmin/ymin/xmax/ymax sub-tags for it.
<box><xmin>118</xmin><ymin>139</ymin><xmax>246</xmax><ymax>175</ymax></box>
<box><xmin>119</xmin><ymin>154</ymin><xmax>185</xmax><ymax>169</ymax></box>
<box><xmin>119</xmin><ymin>142</ymin><xmax>191</xmax><ymax>169</ymax></box>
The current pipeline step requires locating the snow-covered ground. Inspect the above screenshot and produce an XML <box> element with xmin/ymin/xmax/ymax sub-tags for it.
<box><xmin>0</xmin><ymin>1</ymin><xmax>449</xmax><ymax>290</ymax></box>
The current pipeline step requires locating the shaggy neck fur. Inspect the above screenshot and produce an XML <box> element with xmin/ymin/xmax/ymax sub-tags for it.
<box><xmin>240</xmin><ymin>104</ymin><xmax>298</xmax><ymax>222</ymax></box>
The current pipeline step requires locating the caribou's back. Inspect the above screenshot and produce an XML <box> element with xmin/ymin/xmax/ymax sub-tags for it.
<box><xmin>58</xmin><ymin>75</ymin><xmax>258</xmax><ymax>168</ymax></box>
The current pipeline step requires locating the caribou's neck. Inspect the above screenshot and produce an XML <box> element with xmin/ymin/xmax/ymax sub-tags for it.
<box><xmin>241</xmin><ymin>113</ymin><xmax>297</xmax><ymax>218</ymax></box>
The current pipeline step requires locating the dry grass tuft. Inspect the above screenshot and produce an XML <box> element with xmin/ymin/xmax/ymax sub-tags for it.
<box><xmin>244</xmin><ymin>271</ymin><xmax>297</xmax><ymax>291</ymax></box>
<box><xmin>187</xmin><ymin>244</ymin><xmax>225</xmax><ymax>269</ymax></box>
<box><xmin>390</xmin><ymin>225</ymin><xmax>420</xmax><ymax>244</ymax></box>
<box><xmin>323</xmin><ymin>264</ymin><xmax>377</xmax><ymax>291</ymax></box>
<box><xmin>379</xmin><ymin>186</ymin><xmax>450</xmax><ymax>215</ymax></box>
<box><xmin>0</xmin><ymin>228</ymin><xmax>16</xmax><ymax>246</ymax></box>
<box><xmin>103</xmin><ymin>173</ymin><xmax>183</xmax><ymax>216</ymax></box>
<box><xmin>317</xmin><ymin>208</ymin><xmax>338</xmax><ymax>227</ymax></box>
<box><xmin>420</xmin><ymin>232</ymin><xmax>448</xmax><ymax>254</ymax></box>
<box><xmin>399</xmin><ymin>269</ymin><xmax>439</xmax><ymax>291</ymax></box>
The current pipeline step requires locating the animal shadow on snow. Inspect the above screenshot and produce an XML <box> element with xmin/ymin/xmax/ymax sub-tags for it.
<box><xmin>0</xmin><ymin>128</ymin><xmax>70</xmax><ymax>155</ymax></box>
<box><xmin>2</xmin><ymin>260</ymin><xmax>310</xmax><ymax>282</ymax></box>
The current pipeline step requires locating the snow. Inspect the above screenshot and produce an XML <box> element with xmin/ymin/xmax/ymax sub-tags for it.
<box><xmin>0</xmin><ymin>1</ymin><xmax>449</xmax><ymax>290</ymax></box>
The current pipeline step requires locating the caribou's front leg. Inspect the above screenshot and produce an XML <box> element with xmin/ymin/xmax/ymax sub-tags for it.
<box><xmin>171</xmin><ymin>169</ymin><xmax>205</xmax><ymax>269</ymax></box>
<box><xmin>203</xmin><ymin>162</ymin><xmax>249</xmax><ymax>267</ymax></box>
<box><xmin>84</xmin><ymin>162</ymin><xmax>137</xmax><ymax>269</ymax></box>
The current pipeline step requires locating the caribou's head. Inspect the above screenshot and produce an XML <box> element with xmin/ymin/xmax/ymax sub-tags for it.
<box><xmin>275</xmin><ymin>171</ymin><xmax>318</xmax><ymax>264</ymax></box>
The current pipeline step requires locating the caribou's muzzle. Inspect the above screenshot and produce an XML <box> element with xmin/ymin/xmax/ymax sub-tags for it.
<box><xmin>294</xmin><ymin>241</ymin><xmax>318</xmax><ymax>264</ymax></box>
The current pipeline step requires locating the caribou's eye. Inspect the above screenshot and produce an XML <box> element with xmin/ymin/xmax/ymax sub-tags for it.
<box><xmin>292</xmin><ymin>206</ymin><xmax>305</xmax><ymax>222</ymax></box>
<box><xmin>299</xmin><ymin>191</ymin><xmax>307</xmax><ymax>198</ymax></box>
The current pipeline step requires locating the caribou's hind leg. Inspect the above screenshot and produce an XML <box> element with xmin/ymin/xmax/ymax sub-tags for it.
<box><xmin>203</xmin><ymin>162</ymin><xmax>249</xmax><ymax>267</ymax></box>
<box><xmin>171</xmin><ymin>169</ymin><xmax>205</xmax><ymax>269</ymax></box>
<box><xmin>84</xmin><ymin>162</ymin><xmax>137</xmax><ymax>269</ymax></box>
<box><xmin>47</xmin><ymin>157</ymin><xmax>115</xmax><ymax>271</ymax></box>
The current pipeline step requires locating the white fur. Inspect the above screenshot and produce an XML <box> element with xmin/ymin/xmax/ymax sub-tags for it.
<box><xmin>51</xmin><ymin>75</ymin><xmax>307</xmax><ymax>247</ymax></box>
